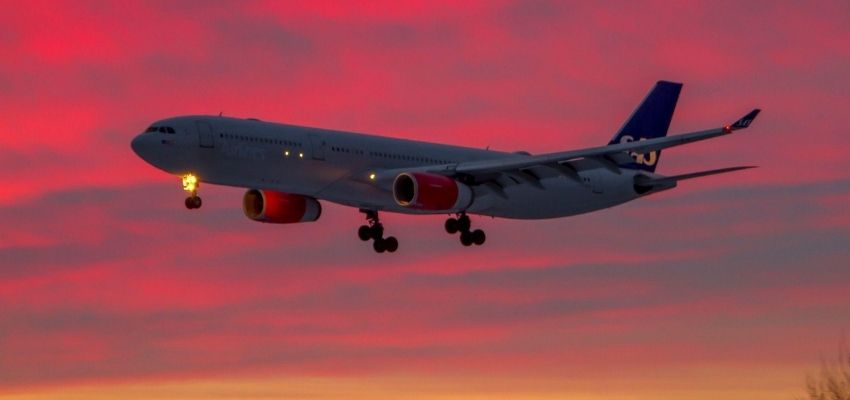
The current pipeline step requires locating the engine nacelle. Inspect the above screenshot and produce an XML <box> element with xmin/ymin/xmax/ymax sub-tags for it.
<box><xmin>242</xmin><ymin>189</ymin><xmax>322</xmax><ymax>223</ymax></box>
<box><xmin>393</xmin><ymin>172</ymin><xmax>472</xmax><ymax>211</ymax></box>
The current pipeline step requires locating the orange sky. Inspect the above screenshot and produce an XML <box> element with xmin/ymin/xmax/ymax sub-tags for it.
<box><xmin>0</xmin><ymin>367</ymin><xmax>811</xmax><ymax>400</ymax></box>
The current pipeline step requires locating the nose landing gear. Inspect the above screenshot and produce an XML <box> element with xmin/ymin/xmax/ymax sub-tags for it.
<box><xmin>445</xmin><ymin>213</ymin><xmax>485</xmax><ymax>247</ymax></box>
<box><xmin>182</xmin><ymin>174</ymin><xmax>202</xmax><ymax>209</ymax></box>
<box><xmin>358</xmin><ymin>209</ymin><xmax>398</xmax><ymax>253</ymax></box>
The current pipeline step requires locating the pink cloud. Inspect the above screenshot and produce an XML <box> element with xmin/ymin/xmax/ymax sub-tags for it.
<box><xmin>0</xmin><ymin>1</ymin><xmax>849</xmax><ymax>398</ymax></box>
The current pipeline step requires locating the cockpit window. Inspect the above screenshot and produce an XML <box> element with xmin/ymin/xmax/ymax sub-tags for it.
<box><xmin>147</xmin><ymin>125</ymin><xmax>177</xmax><ymax>134</ymax></box>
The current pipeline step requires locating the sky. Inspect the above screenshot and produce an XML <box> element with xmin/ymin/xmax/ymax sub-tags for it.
<box><xmin>1</xmin><ymin>1</ymin><xmax>849</xmax><ymax>399</ymax></box>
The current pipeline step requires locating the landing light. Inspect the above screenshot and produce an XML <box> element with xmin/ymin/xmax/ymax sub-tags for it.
<box><xmin>298</xmin><ymin>152</ymin><xmax>304</xmax><ymax>158</ymax></box>
<box><xmin>369</xmin><ymin>173</ymin><xmax>376</xmax><ymax>180</ymax></box>
<box><xmin>182</xmin><ymin>174</ymin><xmax>198</xmax><ymax>192</ymax></box>
<box><xmin>284</xmin><ymin>150</ymin><xmax>290</xmax><ymax>157</ymax></box>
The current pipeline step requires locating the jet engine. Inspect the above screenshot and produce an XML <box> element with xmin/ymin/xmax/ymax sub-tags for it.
<box><xmin>242</xmin><ymin>189</ymin><xmax>322</xmax><ymax>223</ymax></box>
<box><xmin>393</xmin><ymin>172</ymin><xmax>472</xmax><ymax>211</ymax></box>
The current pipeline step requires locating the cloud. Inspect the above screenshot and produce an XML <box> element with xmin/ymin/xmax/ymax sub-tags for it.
<box><xmin>1</xmin><ymin>183</ymin><xmax>848</xmax><ymax>389</ymax></box>
<box><xmin>0</xmin><ymin>0</ymin><xmax>849</xmax><ymax>397</ymax></box>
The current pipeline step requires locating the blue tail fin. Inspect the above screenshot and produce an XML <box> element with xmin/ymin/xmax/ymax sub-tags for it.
<box><xmin>609</xmin><ymin>81</ymin><xmax>682</xmax><ymax>172</ymax></box>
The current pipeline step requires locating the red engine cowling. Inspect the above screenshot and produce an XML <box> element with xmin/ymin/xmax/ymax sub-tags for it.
<box><xmin>242</xmin><ymin>189</ymin><xmax>322</xmax><ymax>223</ymax></box>
<box><xmin>393</xmin><ymin>172</ymin><xmax>472</xmax><ymax>211</ymax></box>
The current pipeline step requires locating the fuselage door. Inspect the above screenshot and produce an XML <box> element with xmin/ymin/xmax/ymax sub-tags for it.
<box><xmin>197</xmin><ymin>121</ymin><xmax>215</xmax><ymax>148</ymax></box>
<box><xmin>580</xmin><ymin>169</ymin><xmax>605</xmax><ymax>194</ymax></box>
<box><xmin>309</xmin><ymin>134</ymin><xmax>325</xmax><ymax>160</ymax></box>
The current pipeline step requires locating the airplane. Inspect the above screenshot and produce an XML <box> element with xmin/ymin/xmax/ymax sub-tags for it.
<box><xmin>131</xmin><ymin>81</ymin><xmax>759</xmax><ymax>253</ymax></box>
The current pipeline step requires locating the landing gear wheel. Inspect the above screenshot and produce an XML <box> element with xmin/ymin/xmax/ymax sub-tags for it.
<box><xmin>369</xmin><ymin>224</ymin><xmax>384</xmax><ymax>240</ymax></box>
<box><xmin>445</xmin><ymin>218</ymin><xmax>459</xmax><ymax>234</ymax></box>
<box><xmin>373</xmin><ymin>238</ymin><xmax>387</xmax><ymax>253</ymax></box>
<box><xmin>384</xmin><ymin>236</ymin><xmax>398</xmax><ymax>253</ymax></box>
<box><xmin>185</xmin><ymin>196</ymin><xmax>202</xmax><ymax>209</ymax></box>
<box><xmin>360</xmin><ymin>209</ymin><xmax>397</xmax><ymax>254</ymax></box>
<box><xmin>472</xmin><ymin>229</ymin><xmax>486</xmax><ymax>246</ymax></box>
<box><xmin>457</xmin><ymin>215</ymin><xmax>471</xmax><ymax>232</ymax></box>
<box><xmin>460</xmin><ymin>231</ymin><xmax>474</xmax><ymax>247</ymax></box>
<box><xmin>358</xmin><ymin>225</ymin><xmax>371</xmax><ymax>241</ymax></box>
<box><xmin>449</xmin><ymin>213</ymin><xmax>485</xmax><ymax>247</ymax></box>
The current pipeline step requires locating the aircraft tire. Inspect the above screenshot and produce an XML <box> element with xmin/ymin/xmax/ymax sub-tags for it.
<box><xmin>472</xmin><ymin>229</ymin><xmax>486</xmax><ymax>246</ymax></box>
<box><xmin>185</xmin><ymin>196</ymin><xmax>201</xmax><ymax>209</ymax></box>
<box><xmin>460</xmin><ymin>231</ymin><xmax>473</xmax><ymax>247</ymax></box>
<box><xmin>457</xmin><ymin>215</ymin><xmax>471</xmax><ymax>232</ymax></box>
<box><xmin>358</xmin><ymin>225</ymin><xmax>371</xmax><ymax>241</ymax></box>
<box><xmin>445</xmin><ymin>218</ymin><xmax>459</xmax><ymax>234</ymax></box>
<box><xmin>384</xmin><ymin>236</ymin><xmax>398</xmax><ymax>253</ymax></box>
<box><xmin>373</xmin><ymin>238</ymin><xmax>387</xmax><ymax>253</ymax></box>
<box><xmin>369</xmin><ymin>224</ymin><xmax>384</xmax><ymax>240</ymax></box>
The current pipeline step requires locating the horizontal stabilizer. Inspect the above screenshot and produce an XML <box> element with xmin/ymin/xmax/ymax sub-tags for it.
<box><xmin>638</xmin><ymin>166</ymin><xmax>756</xmax><ymax>185</ymax></box>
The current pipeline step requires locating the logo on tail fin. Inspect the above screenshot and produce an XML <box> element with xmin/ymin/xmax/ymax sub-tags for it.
<box><xmin>620</xmin><ymin>135</ymin><xmax>658</xmax><ymax>166</ymax></box>
<box><xmin>608</xmin><ymin>81</ymin><xmax>682</xmax><ymax>172</ymax></box>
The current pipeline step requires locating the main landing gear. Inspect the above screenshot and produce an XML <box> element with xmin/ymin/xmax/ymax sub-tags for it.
<box><xmin>445</xmin><ymin>213</ymin><xmax>485</xmax><ymax>247</ymax></box>
<box><xmin>182</xmin><ymin>174</ymin><xmax>202</xmax><ymax>210</ymax></box>
<box><xmin>358</xmin><ymin>210</ymin><xmax>398</xmax><ymax>253</ymax></box>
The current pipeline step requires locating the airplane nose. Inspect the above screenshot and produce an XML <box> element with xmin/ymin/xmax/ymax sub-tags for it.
<box><xmin>131</xmin><ymin>134</ymin><xmax>145</xmax><ymax>157</ymax></box>
<box><xmin>131</xmin><ymin>133</ymin><xmax>157</xmax><ymax>165</ymax></box>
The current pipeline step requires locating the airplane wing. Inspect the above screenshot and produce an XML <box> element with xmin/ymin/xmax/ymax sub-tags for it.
<box><xmin>353</xmin><ymin>109</ymin><xmax>759</xmax><ymax>198</ymax></box>
<box><xmin>434</xmin><ymin>109</ymin><xmax>760</xmax><ymax>184</ymax></box>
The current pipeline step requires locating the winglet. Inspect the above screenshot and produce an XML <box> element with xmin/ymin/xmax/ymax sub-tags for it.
<box><xmin>727</xmin><ymin>109</ymin><xmax>761</xmax><ymax>132</ymax></box>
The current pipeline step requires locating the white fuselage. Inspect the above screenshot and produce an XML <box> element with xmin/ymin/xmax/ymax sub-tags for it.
<box><xmin>131</xmin><ymin>116</ymin><xmax>657</xmax><ymax>219</ymax></box>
